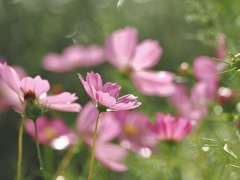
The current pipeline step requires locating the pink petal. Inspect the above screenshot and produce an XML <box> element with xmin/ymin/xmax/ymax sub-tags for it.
<box><xmin>130</xmin><ymin>40</ymin><xmax>162</xmax><ymax>70</ymax></box>
<box><xmin>96</xmin><ymin>91</ymin><xmax>117</xmax><ymax>108</ymax></box>
<box><xmin>41</xmin><ymin>92</ymin><xmax>81</xmax><ymax>112</ymax></box>
<box><xmin>0</xmin><ymin>63</ymin><xmax>21</xmax><ymax>93</ymax></box>
<box><xmin>102</xmin><ymin>82</ymin><xmax>121</xmax><ymax>98</ymax></box>
<box><xmin>20</xmin><ymin>76</ymin><xmax>50</xmax><ymax>97</ymax></box>
<box><xmin>42</xmin><ymin>53</ymin><xmax>74</xmax><ymax>73</ymax></box>
<box><xmin>105</xmin><ymin>27</ymin><xmax>138</xmax><ymax>70</ymax></box>
<box><xmin>132</xmin><ymin>70</ymin><xmax>176</xmax><ymax>96</ymax></box>
<box><xmin>193</xmin><ymin>56</ymin><xmax>219</xmax><ymax>82</ymax></box>
<box><xmin>95</xmin><ymin>142</ymin><xmax>128</xmax><ymax>172</ymax></box>
<box><xmin>86</xmin><ymin>72</ymin><xmax>103</xmax><ymax>91</ymax></box>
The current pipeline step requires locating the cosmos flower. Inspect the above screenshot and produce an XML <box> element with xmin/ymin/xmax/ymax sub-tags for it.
<box><xmin>105</xmin><ymin>26</ymin><xmax>176</xmax><ymax>96</ymax></box>
<box><xmin>25</xmin><ymin>116</ymin><xmax>76</xmax><ymax>150</ymax></box>
<box><xmin>76</xmin><ymin>102</ymin><xmax>128</xmax><ymax>172</ymax></box>
<box><xmin>43</xmin><ymin>45</ymin><xmax>105</xmax><ymax>73</ymax></box>
<box><xmin>78</xmin><ymin>71</ymin><xmax>141</xmax><ymax>112</ymax></box>
<box><xmin>0</xmin><ymin>63</ymin><xmax>81</xmax><ymax>117</ymax></box>
<box><xmin>154</xmin><ymin>113</ymin><xmax>192</xmax><ymax>142</ymax></box>
<box><xmin>112</xmin><ymin>110</ymin><xmax>158</xmax><ymax>154</ymax></box>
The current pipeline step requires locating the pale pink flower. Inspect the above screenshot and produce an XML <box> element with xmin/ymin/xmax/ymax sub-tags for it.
<box><xmin>0</xmin><ymin>62</ymin><xmax>27</xmax><ymax>111</ymax></box>
<box><xmin>113</xmin><ymin>110</ymin><xmax>158</xmax><ymax>153</ymax></box>
<box><xmin>43</xmin><ymin>45</ymin><xmax>105</xmax><ymax>73</ymax></box>
<box><xmin>76</xmin><ymin>102</ymin><xmax>128</xmax><ymax>172</ymax></box>
<box><xmin>105</xmin><ymin>26</ymin><xmax>176</xmax><ymax>96</ymax></box>
<box><xmin>154</xmin><ymin>113</ymin><xmax>192</xmax><ymax>142</ymax></box>
<box><xmin>169</xmin><ymin>84</ymin><xmax>208</xmax><ymax>122</ymax></box>
<box><xmin>193</xmin><ymin>56</ymin><xmax>220</xmax><ymax>83</ymax></box>
<box><xmin>215</xmin><ymin>33</ymin><xmax>226</xmax><ymax>60</ymax></box>
<box><xmin>78</xmin><ymin>71</ymin><xmax>141</xmax><ymax>111</ymax></box>
<box><xmin>0</xmin><ymin>63</ymin><xmax>81</xmax><ymax>112</ymax></box>
<box><xmin>25</xmin><ymin>116</ymin><xmax>76</xmax><ymax>150</ymax></box>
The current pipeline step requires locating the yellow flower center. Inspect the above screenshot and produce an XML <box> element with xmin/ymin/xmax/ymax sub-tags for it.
<box><xmin>43</xmin><ymin>128</ymin><xmax>57</xmax><ymax>141</ymax></box>
<box><xmin>123</xmin><ymin>124</ymin><xmax>138</xmax><ymax>137</ymax></box>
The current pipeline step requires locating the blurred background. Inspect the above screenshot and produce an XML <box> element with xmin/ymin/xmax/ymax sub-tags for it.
<box><xmin>1</xmin><ymin>0</ymin><xmax>240</xmax><ymax>179</ymax></box>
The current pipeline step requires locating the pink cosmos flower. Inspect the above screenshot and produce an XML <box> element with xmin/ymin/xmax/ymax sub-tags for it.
<box><xmin>43</xmin><ymin>45</ymin><xmax>105</xmax><ymax>73</ymax></box>
<box><xmin>25</xmin><ymin>116</ymin><xmax>76</xmax><ymax>150</ymax></box>
<box><xmin>105</xmin><ymin>26</ymin><xmax>176</xmax><ymax>96</ymax></box>
<box><xmin>112</xmin><ymin>110</ymin><xmax>158</xmax><ymax>154</ymax></box>
<box><xmin>154</xmin><ymin>113</ymin><xmax>192</xmax><ymax>142</ymax></box>
<box><xmin>78</xmin><ymin>71</ymin><xmax>141</xmax><ymax>111</ymax></box>
<box><xmin>76</xmin><ymin>102</ymin><xmax>128</xmax><ymax>172</ymax></box>
<box><xmin>0</xmin><ymin>62</ymin><xmax>27</xmax><ymax>111</ymax></box>
<box><xmin>0</xmin><ymin>63</ymin><xmax>81</xmax><ymax>113</ymax></box>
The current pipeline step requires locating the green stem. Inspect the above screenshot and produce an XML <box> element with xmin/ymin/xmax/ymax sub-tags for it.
<box><xmin>53</xmin><ymin>143</ymin><xmax>79</xmax><ymax>179</ymax></box>
<box><xmin>16</xmin><ymin>117</ymin><xmax>24</xmax><ymax>180</ymax></box>
<box><xmin>34</xmin><ymin>121</ymin><xmax>47</xmax><ymax>180</ymax></box>
<box><xmin>88</xmin><ymin>111</ymin><xmax>101</xmax><ymax>180</ymax></box>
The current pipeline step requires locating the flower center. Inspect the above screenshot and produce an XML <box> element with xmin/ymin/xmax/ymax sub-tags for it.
<box><xmin>123</xmin><ymin>124</ymin><xmax>138</xmax><ymax>137</ymax></box>
<box><xmin>24</xmin><ymin>90</ymin><xmax>36</xmax><ymax>104</ymax></box>
<box><xmin>43</xmin><ymin>128</ymin><xmax>57</xmax><ymax>141</ymax></box>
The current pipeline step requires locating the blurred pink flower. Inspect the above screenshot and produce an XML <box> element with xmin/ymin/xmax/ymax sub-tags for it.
<box><xmin>169</xmin><ymin>84</ymin><xmax>208</xmax><ymax>122</ymax></box>
<box><xmin>105</xmin><ymin>26</ymin><xmax>176</xmax><ymax>96</ymax></box>
<box><xmin>0</xmin><ymin>63</ymin><xmax>81</xmax><ymax>113</ymax></box>
<box><xmin>76</xmin><ymin>102</ymin><xmax>128</xmax><ymax>172</ymax></box>
<box><xmin>193</xmin><ymin>56</ymin><xmax>220</xmax><ymax>83</ymax></box>
<box><xmin>215</xmin><ymin>34</ymin><xmax>226</xmax><ymax>60</ymax></box>
<box><xmin>154</xmin><ymin>113</ymin><xmax>192</xmax><ymax>142</ymax></box>
<box><xmin>193</xmin><ymin>56</ymin><xmax>222</xmax><ymax>100</ymax></box>
<box><xmin>0</xmin><ymin>62</ymin><xmax>27</xmax><ymax>111</ymax></box>
<box><xmin>113</xmin><ymin>110</ymin><xmax>158</xmax><ymax>153</ymax></box>
<box><xmin>43</xmin><ymin>45</ymin><xmax>105</xmax><ymax>73</ymax></box>
<box><xmin>78</xmin><ymin>71</ymin><xmax>141</xmax><ymax>111</ymax></box>
<box><xmin>25</xmin><ymin>116</ymin><xmax>76</xmax><ymax>150</ymax></box>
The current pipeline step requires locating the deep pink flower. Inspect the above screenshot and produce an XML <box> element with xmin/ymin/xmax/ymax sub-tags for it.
<box><xmin>154</xmin><ymin>113</ymin><xmax>192</xmax><ymax>142</ymax></box>
<box><xmin>105</xmin><ymin>26</ymin><xmax>176</xmax><ymax>96</ymax></box>
<box><xmin>113</xmin><ymin>110</ymin><xmax>158</xmax><ymax>153</ymax></box>
<box><xmin>43</xmin><ymin>45</ymin><xmax>105</xmax><ymax>73</ymax></box>
<box><xmin>25</xmin><ymin>116</ymin><xmax>76</xmax><ymax>150</ymax></box>
<box><xmin>0</xmin><ymin>63</ymin><xmax>81</xmax><ymax>112</ymax></box>
<box><xmin>76</xmin><ymin>102</ymin><xmax>128</xmax><ymax>172</ymax></box>
<box><xmin>78</xmin><ymin>71</ymin><xmax>141</xmax><ymax>111</ymax></box>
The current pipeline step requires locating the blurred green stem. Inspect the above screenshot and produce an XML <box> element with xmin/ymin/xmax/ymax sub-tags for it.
<box><xmin>34</xmin><ymin>121</ymin><xmax>47</xmax><ymax>180</ymax></box>
<box><xmin>53</xmin><ymin>143</ymin><xmax>80</xmax><ymax>179</ymax></box>
<box><xmin>16</xmin><ymin>117</ymin><xmax>24</xmax><ymax>180</ymax></box>
<box><xmin>88</xmin><ymin>111</ymin><xmax>101</xmax><ymax>180</ymax></box>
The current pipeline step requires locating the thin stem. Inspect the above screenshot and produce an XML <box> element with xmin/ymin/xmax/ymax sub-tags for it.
<box><xmin>88</xmin><ymin>111</ymin><xmax>101</xmax><ymax>180</ymax></box>
<box><xmin>53</xmin><ymin>144</ymin><xmax>79</xmax><ymax>179</ymax></box>
<box><xmin>16</xmin><ymin>117</ymin><xmax>24</xmax><ymax>180</ymax></box>
<box><xmin>34</xmin><ymin>122</ymin><xmax>47</xmax><ymax>180</ymax></box>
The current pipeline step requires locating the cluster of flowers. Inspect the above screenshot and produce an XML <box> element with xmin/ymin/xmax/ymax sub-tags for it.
<box><xmin>0</xmin><ymin>27</ymin><xmax>229</xmax><ymax>172</ymax></box>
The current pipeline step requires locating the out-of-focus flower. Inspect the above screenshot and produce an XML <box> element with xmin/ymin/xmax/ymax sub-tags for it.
<box><xmin>215</xmin><ymin>33</ymin><xmax>226</xmax><ymax>60</ymax></box>
<box><xmin>153</xmin><ymin>113</ymin><xmax>192</xmax><ymax>142</ymax></box>
<box><xmin>113</xmin><ymin>110</ymin><xmax>158</xmax><ymax>154</ymax></box>
<box><xmin>43</xmin><ymin>45</ymin><xmax>105</xmax><ymax>73</ymax></box>
<box><xmin>169</xmin><ymin>84</ymin><xmax>208</xmax><ymax>122</ymax></box>
<box><xmin>0</xmin><ymin>63</ymin><xmax>81</xmax><ymax>117</ymax></box>
<box><xmin>105</xmin><ymin>26</ymin><xmax>176</xmax><ymax>96</ymax></box>
<box><xmin>25</xmin><ymin>116</ymin><xmax>76</xmax><ymax>150</ymax></box>
<box><xmin>76</xmin><ymin>102</ymin><xmax>128</xmax><ymax>172</ymax></box>
<box><xmin>0</xmin><ymin>62</ymin><xmax>27</xmax><ymax>111</ymax></box>
<box><xmin>78</xmin><ymin>71</ymin><xmax>141</xmax><ymax>112</ymax></box>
